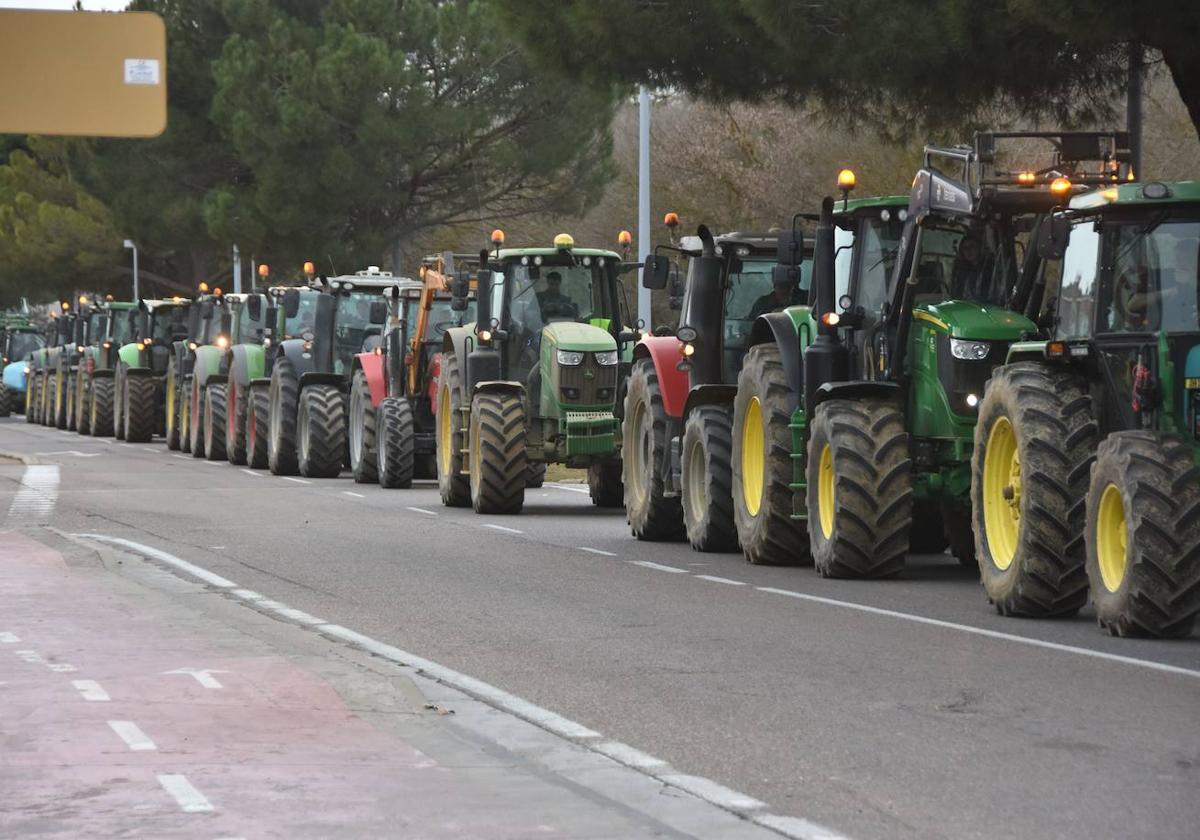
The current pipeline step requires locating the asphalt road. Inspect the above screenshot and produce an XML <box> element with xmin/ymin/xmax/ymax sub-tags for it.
<box><xmin>2</xmin><ymin>418</ymin><xmax>1198</xmax><ymax>840</ymax></box>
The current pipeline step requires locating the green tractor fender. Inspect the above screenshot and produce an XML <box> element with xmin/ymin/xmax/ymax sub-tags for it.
<box><xmin>116</xmin><ymin>342</ymin><xmax>151</xmax><ymax>374</ymax></box>
<box><xmin>746</xmin><ymin>307</ymin><xmax>814</xmax><ymax>413</ymax></box>
<box><xmin>228</xmin><ymin>344</ymin><xmax>266</xmax><ymax>388</ymax></box>
<box><xmin>191</xmin><ymin>345</ymin><xmax>227</xmax><ymax>391</ymax></box>
<box><xmin>812</xmin><ymin>380</ymin><xmax>902</xmax><ymax>412</ymax></box>
<box><xmin>442</xmin><ymin>324</ymin><xmax>475</xmax><ymax>369</ymax></box>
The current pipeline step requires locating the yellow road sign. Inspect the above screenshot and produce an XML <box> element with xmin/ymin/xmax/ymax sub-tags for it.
<box><xmin>0</xmin><ymin>10</ymin><xmax>166</xmax><ymax>138</ymax></box>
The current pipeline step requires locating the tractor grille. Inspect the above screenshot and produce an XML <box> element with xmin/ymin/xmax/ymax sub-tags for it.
<box><xmin>559</xmin><ymin>354</ymin><xmax>617</xmax><ymax>407</ymax></box>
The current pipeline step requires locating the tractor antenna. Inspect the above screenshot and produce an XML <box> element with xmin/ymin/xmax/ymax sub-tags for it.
<box><xmin>327</xmin><ymin>256</ymin><xmax>338</xmax><ymax>278</ymax></box>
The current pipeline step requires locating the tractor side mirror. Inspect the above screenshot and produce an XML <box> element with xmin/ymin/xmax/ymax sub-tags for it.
<box><xmin>772</xmin><ymin>264</ymin><xmax>796</xmax><ymax>289</ymax></box>
<box><xmin>776</xmin><ymin>230</ymin><xmax>805</xmax><ymax>267</ymax></box>
<box><xmin>642</xmin><ymin>254</ymin><xmax>670</xmax><ymax>290</ymax></box>
<box><xmin>282</xmin><ymin>288</ymin><xmax>300</xmax><ymax>319</ymax></box>
<box><xmin>246</xmin><ymin>294</ymin><xmax>263</xmax><ymax>322</ymax></box>
<box><xmin>451</xmin><ymin>271</ymin><xmax>471</xmax><ymax>312</ymax></box>
<box><xmin>368</xmin><ymin>300</ymin><xmax>388</xmax><ymax>325</ymax></box>
<box><xmin>1037</xmin><ymin>215</ymin><xmax>1071</xmax><ymax>260</ymax></box>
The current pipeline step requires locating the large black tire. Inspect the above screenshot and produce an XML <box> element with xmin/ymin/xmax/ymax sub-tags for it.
<box><xmin>225</xmin><ymin>380</ymin><xmax>248</xmax><ymax>464</ymax></box>
<box><xmin>246</xmin><ymin>384</ymin><xmax>270</xmax><ymax>469</ymax></box>
<box><xmin>1085</xmin><ymin>432</ymin><xmax>1200</xmax><ymax>638</ymax></box>
<box><xmin>971</xmin><ymin>363</ymin><xmax>1096</xmax><ymax>618</ymax></box>
<box><xmin>469</xmin><ymin>390</ymin><xmax>526</xmax><ymax>514</ymax></box>
<box><xmin>76</xmin><ymin>375</ymin><xmax>92</xmax><ymax>436</ymax></box>
<box><xmin>909</xmin><ymin>501</ymin><xmax>950</xmax><ymax>554</ymax></box>
<box><xmin>25</xmin><ymin>375</ymin><xmax>38</xmax><ymax>422</ymax></box>
<box><xmin>88</xmin><ymin>376</ymin><xmax>114</xmax><ymax>437</ymax></box>
<box><xmin>0</xmin><ymin>383</ymin><xmax>11</xmax><ymax>418</ymax></box>
<box><xmin>203</xmin><ymin>383</ymin><xmax>228</xmax><ymax>461</ymax></box>
<box><xmin>65</xmin><ymin>371</ymin><xmax>78</xmax><ymax>431</ymax></box>
<box><xmin>732</xmin><ymin>344</ymin><xmax>808</xmax><ymax>565</ymax></box>
<box><xmin>164</xmin><ymin>360</ymin><xmax>182</xmax><ymax>450</ymax></box>
<box><xmin>349</xmin><ymin>370</ymin><xmax>378</xmax><ymax>483</ymax></box>
<box><xmin>268</xmin><ymin>358</ymin><xmax>300</xmax><ymax>475</ymax></box>
<box><xmin>526</xmin><ymin>461</ymin><xmax>546</xmax><ymax>488</ymax></box>
<box><xmin>376</xmin><ymin>396</ymin><xmax>415</xmax><ymax>488</ymax></box>
<box><xmin>808</xmin><ymin>398</ymin><xmax>912</xmax><ymax>578</ymax></box>
<box><xmin>679</xmin><ymin>406</ymin><xmax>737</xmax><ymax>551</ymax></box>
<box><xmin>44</xmin><ymin>372</ymin><xmax>57</xmax><ymax>426</ymax></box>
<box><xmin>180</xmin><ymin>375</ymin><xmax>194</xmax><ymax>453</ymax></box>
<box><xmin>113</xmin><ymin>369</ymin><xmax>126</xmax><ymax>440</ymax></box>
<box><xmin>587</xmin><ymin>460</ymin><xmax>623</xmax><ymax>507</ymax></box>
<box><xmin>124</xmin><ymin>374</ymin><xmax>156</xmax><ymax>443</ymax></box>
<box><xmin>622</xmin><ymin>358</ymin><xmax>684</xmax><ymax>540</ymax></box>
<box><xmin>55</xmin><ymin>370</ymin><xmax>69</xmax><ymax>429</ymax></box>
<box><xmin>436</xmin><ymin>352</ymin><xmax>470</xmax><ymax>506</ymax></box>
<box><xmin>297</xmin><ymin>384</ymin><xmax>346</xmax><ymax>478</ymax></box>
<box><xmin>189</xmin><ymin>377</ymin><xmax>207</xmax><ymax>459</ymax></box>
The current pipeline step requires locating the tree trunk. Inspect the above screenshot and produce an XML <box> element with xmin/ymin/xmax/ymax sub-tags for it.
<box><xmin>390</xmin><ymin>236</ymin><xmax>405</xmax><ymax>275</ymax></box>
<box><xmin>1162</xmin><ymin>44</ymin><xmax>1200</xmax><ymax>144</ymax></box>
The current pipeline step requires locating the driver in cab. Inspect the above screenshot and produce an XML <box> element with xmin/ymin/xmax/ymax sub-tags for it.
<box><xmin>748</xmin><ymin>271</ymin><xmax>804</xmax><ymax>321</ymax></box>
<box><xmin>537</xmin><ymin>271</ymin><xmax>578</xmax><ymax>319</ymax></box>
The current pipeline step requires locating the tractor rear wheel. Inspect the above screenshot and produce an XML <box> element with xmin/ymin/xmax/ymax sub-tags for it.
<box><xmin>65</xmin><ymin>372</ymin><xmax>77</xmax><ymax>431</ymax></box>
<box><xmin>246</xmin><ymin>384</ymin><xmax>270</xmax><ymax>469</ymax></box>
<box><xmin>587</xmin><ymin>460</ymin><xmax>623</xmax><ymax>507</ymax></box>
<box><xmin>0</xmin><ymin>383</ymin><xmax>10</xmax><ymax>418</ymax></box>
<box><xmin>349</xmin><ymin>370</ymin><xmax>378</xmax><ymax>483</ymax></box>
<box><xmin>25</xmin><ymin>375</ymin><xmax>37</xmax><ymax>422</ymax></box>
<box><xmin>680</xmin><ymin>406</ymin><xmax>737</xmax><ymax>551</ymax></box>
<box><xmin>56</xmin><ymin>371</ymin><xmax>70</xmax><ymax>429</ymax></box>
<box><xmin>526</xmin><ymin>461</ymin><xmax>546</xmax><ymax>488</ymax></box>
<box><xmin>75</xmin><ymin>373</ymin><xmax>91</xmax><ymax>435</ymax></box>
<box><xmin>89</xmin><ymin>376</ymin><xmax>114</xmax><ymax>437</ymax></box>
<box><xmin>972</xmin><ymin>363</ymin><xmax>1095</xmax><ymax>617</ymax></box>
<box><xmin>376</xmin><ymin>396</ymin><xmax>414</xmax><ymax>488</ymax></box>
<box><xmin>436</xmin><ymin>352</ymin><xmax>470</xmax><ymax>506</ymax></box>
<box><xmin>297</xmin><ymin>384</ymin><xmax>346</xmax><ymax>478</ymax></box>
<box><xmin>808</xmin><ymin>398</ymin><xmax>912</xmax><ymax>578</ymax></box>
<box><xmin>124</xmin><ymin>375</ymin><xmax>155</xmax><ymax>443</ymax></box>
<box><xmin>268</xmin><ymin>358</ymin><xmax>300</xmax><ymax>475</ymax></box>
<box><xmin>113</xmin><ymin>369</ymin><xmax>126</xmax><ymax>440</ymax></box>
<box><xmin>42</xmin><ymin>373</ymin><xmax>55</xmax><ymax>426</ymax></box>
<box><xmin>732</xmin><ymin>344</ymin><xmax>807</xmax><ymax>564</ymax></box>
<box><xmin>469</xmin><ymin>390</ymin><xmax>526</xmax><ymax>514</ymax></box>
<box><xmin>180</xmin><ymin>376</ymin><xmax>194</xmax><ymax>453</ymax></box>
<box><xmin>623</xmin><ymin>358</ymin><xmax>684</xmax><ymax>540</ymax></box>
<box><xmin>1085</xmin><ymin>432</ymin><xmax>1200</xmax><ymax>637</ymax></box>
<box><xmin>203</xmin><ymin>383</ymin><xmax>227</xmax><ymax>461</ymax></box>
<box><xmin>164</xmin><ymin>360</ymin><xmax>182</xmax><ymax>450</ymax></box>
<box><xmin>224</xmin><ymin>380</ymin><xmax>248</xmax><ymax>464</ymax></box>
<box><xmin>189</xmin><ymin>378</ymin><xmax>207</xmax><ymax>458</ymax></box>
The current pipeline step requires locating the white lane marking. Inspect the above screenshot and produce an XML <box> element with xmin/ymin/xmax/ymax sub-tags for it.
<box><xmin>241</xmin><ymin>469</ymin><xmax>261</xmax><ymax>477</ymax></box>
<box><xmin>547</xmin><ymin>482</ymin><xmax>590</xmax><ymax>494</ymax></box>
<box><xmin>33</xmin><ymin>450</ymin><xmax>101</xmax><ymax>457</ymax></box>
<box><xmin>694</xmin><ymin>574</ymin><xmax>746</xmax><ymax>586</ymax></box>
<box><xmin>231</xmin><ymin>588</ymin><xmax>263</xmax><ymax>600</ymax></box>
<box><xmin>72</xmin><ymin>680</ymin><xmax>110</xmax><ymax>701</ymax></box>
<box><xmin>754</xmin><ymin>587</ymin><xmax>1200</xmax><ymax>680</ymax></box>
<box><xmin>15</xmin><ymin>649</ymin><xmax>44</xmax><ymax>663</ymax></box>
<box><xmin>0</xmin><ymin>632</ymin><xmax>19</xmax><ymax>643</ymax></box>
<box><xmin>74</xmin><ymin>534</ymin><xmax>236</xmax><ymax>589</ymax></box>
<box><xmin>482</xmin><ymin>523</ymin><xmax>523</xmax><ymax>535</ymax></box>
<box><xmin>170</xmin><ymin>454</ymin><xmax>190</xmax><ymax>460</ymax></box>
<box><xmin>209</xmin><ymin>545</ymin><xmax>226</xmax><ymax>550</ymax></box>
<box><xmin>342</xmin><ymin>491</ymin><xmax>366</xmax><ymax>498</ymax></box>
<box><xmin>594</xmin><ymin>740</ymin><xmax>667</xmax><ymax>769</ymax></box>
<box><xmin>577</xmin><ymin>546</ymin><xmax>617</xmax><ymax>557</ymax></box>
<box><xmin>406</xmin><ymin>506</ymin><xmax>438</xmax><ymax>516</ymax></box>
<box><xmin>754</xmin><ymin>814</ymin><xmax>854</xmax><ymax>840</ymax></box>
<box><xmin>628</xmin><ymin>560</ymin><xmax>689</xmax><ymax>574</ymax></box>
<box><xmin>7</xmin><ymin>465</ymin><xmax>59</xmax><ymax>521</ymax></box>
<box><xmin>201</xmin><ymin>461</ymin><xmax>221</xmax><ymax>466</ymax></box>
<box><xmin>163</xmin><ymin>667</ymin><xmax>227</xmax><ymax>689</ymax></box>
<box><xmin>257</xmin><ymin>600</ymin><xmax>325</xmax><ymax>625</ymax></box>
<box><xmin>157</xmin><ymin>774</ymin><xmax>214</xmax><ymax>812</ymax></box>
<box><xmin>659</xmin><ymin>773</ymin><xmax>766</xmax><ymax>811</ymax></box>
<box><xmin>281</xmin><ymin>476</ymin><xmax>311</xmax><ymax>484</ymax></box>
<box><xmin>108</xmin><ymin>720</ymin><xmax>157</xmax><ymax>751</ymax></box>
<box><xmin>47</xmin><ymin>663</ymin><xmax>77</xmax><ymax>672</ymax></box>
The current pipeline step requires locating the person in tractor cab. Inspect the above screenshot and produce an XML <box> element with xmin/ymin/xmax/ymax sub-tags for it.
<box><xmin>537</xmin><ymin>271</ymin><xmax>579</xmax><ymax>319</ymax></box>
<box><xmin>747</xmin><ymin>271</ymin><xmax>804</xmax><ymax>321</ymax></box>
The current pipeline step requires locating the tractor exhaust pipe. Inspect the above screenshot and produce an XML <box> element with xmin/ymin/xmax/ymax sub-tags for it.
<box><xmin>804</xmin><ymin>196</ymin><xmax>849</xmax><ymax>410</ymax></box>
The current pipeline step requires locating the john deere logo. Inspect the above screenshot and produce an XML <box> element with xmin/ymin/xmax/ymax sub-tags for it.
<box><xmin>583</xmin><ymin>368</ymin><xmax>595</xmax><ymax>379</ymax></box>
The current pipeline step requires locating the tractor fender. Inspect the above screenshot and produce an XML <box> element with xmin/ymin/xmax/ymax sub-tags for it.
<box><xmin>117</xmin><ymin>343</ymin><xmax>142</xmax><ymax>370</ymax></box>
<box><xmin>442</xmin><ymin>325</ymin><xmax>474</xmax><ymax>364</ymax></box>
<box><xmin>631</xmin><ymin>335</ymin><xmax>688</xmax><ymax>419</ymax></box>
<box><xmin>228</xmin><ymin>344</ymin><xmax>266</xmax><ymax>389</ymax></box>
<box><xmin>298</xmin><ymin>371</ymin><xmax>345</xmax><ymax>390</ymax></box>
<box><xmin>171</xmin><ymin>341</ymin><xmax>196</xmax><ymax>377</ymax></box>
<box><xmin>91</xmin><ymin>369</ymin><xmax>115</xmax><ymax>379</ymax></box>
<box><xmin>473</xmin><ymin>380</ymin><xmax>524</xmax><ymax>397</ymax></box>
<box><xmin>355</xmin><ymin>350</ymin><xmax>387</xmax><ymax>406</ymax></box>
<box><xmin>747</xmin><ymin>312</ymin><xmax>804</xmax><ymax>413</ymax></box>
<box><xmin>682</xmin><ymin>384</ymin><xmax>737</xmax><ymax>420</ymax></box>
<box><xmin>278</xmin><ymin>338</ymin><xmax>315</xmax><ymax>378</ymax></box>
<box><xmin>122</xmin><ymin>366</ymin><xmax>155</xmax><ymax>378</ymax></box>
<box><xmin>192</xmin><ymin>345</ymin><xmax>226</xmax><ymax>390</ymax></box>
<box><xmin>811</xmin><ymin>380</ymin><xmax>902</xmax><ymax>412</ymax></box>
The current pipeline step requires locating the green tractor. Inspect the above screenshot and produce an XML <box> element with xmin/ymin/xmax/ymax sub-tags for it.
<box><xmin>163</xmin><ymin>289</ymin><xmax>228</xmax><ymax>452</ymax></box>
<box><xmin>972</xmin><ymin>178</ymin><xmax>1200</xmax><ymax>637</ymax></box>
<box><xmin>437</xmin><ymin>231</ymin><xmax>636</xmax><ymax>514</ymax></box>
<box><xmin>730</xmin><ymin>186</ymin><xmax>909</xmax><ymax>564</ymax></box>
<box><xmin>112</xmin><ymin>298</ymin><xmax>191</xmax><ymax>443</ymax></box>
<box><xmin>25</xmin><ymin>317</ymin><xmax>64</xmax><ymax>424</ymax></box>
<box><xmin>73</xmin><ymin>298</ymin><xmax>139</xmax><ymax>436</ymax></box>
<box><xmin>216</xmin><ymin>285</ymin><xmax>279</xmax><ymax>466</ymax></box>
<box><xmin>48</xmin><ymin>302</ymin><xmax>93</xmax><ymax>430</ymax></box>
<box><xmin>1</xmin><ymin>318</ymin><xmax>45</xmax><ymax>417</ymax></box>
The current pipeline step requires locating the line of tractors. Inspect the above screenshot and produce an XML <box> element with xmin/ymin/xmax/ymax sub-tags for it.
<box><xmin>8</xmin><ymin>130</ymin><xmax>1199</xmax><ymax>640</ymax></box>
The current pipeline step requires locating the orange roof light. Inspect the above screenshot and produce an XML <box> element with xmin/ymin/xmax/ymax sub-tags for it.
<box><xmin>61</xmin><ymin>301</ymin><xmax>70</xmax><ymax>310</ymax></box>
<box><xmin>301</xmin><ymin>261</ymin><xmax>314</xmax><ymax>275</ymax></box>
<box><xmin>618</xmin><ymin>230</ymin><xmax>633</xmax><ymax>246</ymax></box>
<box><xmin>837</xmin><ymin>169</ymin><xmax>856</xmax><ymax>191</ymax></box>
<box><xmin>213</xmin><ymin>287</ymin><xmax>223</xmax><ymax>296</ymax></box>
<box><xmin>258</xmin><ymin>264</ymin><xmax>270</xmax><ymax>277</ymax></box>
<box><xmin>78</xmin><ymin>295</ymin><xmax>89</xmax><ymax>305</ymax></box>
<box><xmin>663</xmin><ymin>212</ymin><xmax>680</xmax><ymax>228</ymax></box>
<box><xmin>1049</xmin><ymin>177</ymin><xmax>1072</xmax><ymax>195</ymax></box>
<box><xmin>198</xmin><ymin>282</ymin><xmax>209</xmax><ymax>293</ymax></box>
<box><xmin>1017</xmin><ymin>171</ymin><xmax>1036</xmax><ymax>185</ymax></box>
<box><xmin>105</xmin><ymin>294</ymin><xmax>113</xmax><ymax>301</ymax></box>
<box><xmin>491</xmin><ymin>229</ymin><xmax>505</xmax><ymax>246</ymax></box>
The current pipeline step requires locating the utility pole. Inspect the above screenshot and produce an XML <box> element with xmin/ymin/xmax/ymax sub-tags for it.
<box><xmin>637</xmin><ymin>86</ymin><xmax>651</xmax><ymax>329</ymax></box>
<box><xmin>1127</xmin><ymin>42</ymin><xmax>1144</xmax><ymax>179</ymax></box>
<box><xmin>232</xmin><ymin>243</ymin><xmax>242</xmax><ymax>294</ymax></box>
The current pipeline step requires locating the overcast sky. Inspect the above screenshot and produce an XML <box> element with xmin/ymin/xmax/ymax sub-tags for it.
<box><xmin>0</xmin><ymin>1</ymin><xmax>129</xmax><ymax>9</ymax></box>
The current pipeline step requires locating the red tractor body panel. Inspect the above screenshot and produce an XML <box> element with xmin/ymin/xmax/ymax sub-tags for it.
<box><xmin>635</xmin><ymin>335</ymin><xmax>688</xmax><ymax>419</ymax></box>
<box><xmin>355</xmin><ymin>351</ymin><xmax>387</xmax><ymax>407</ymax></box>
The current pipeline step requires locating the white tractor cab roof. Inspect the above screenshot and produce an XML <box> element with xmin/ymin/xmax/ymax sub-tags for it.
<box><xmin>321</xmin><ymin>266</ymin><xmax>421</xmax><ymax>294</ymax></box>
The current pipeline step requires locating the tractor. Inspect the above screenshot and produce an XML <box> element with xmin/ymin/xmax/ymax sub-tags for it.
<box><xmin>73</xmin><ymin>298</ymin><xmax>139</xmax><ymax>436</ymax></box>
<box><xmin>25</xmin><ymin>317</ymin><xmax>64</xmax><ymax>424</ymax></box>
<box><xmin>757</xmin><ymin>131</ymin><xmax>1129</xmax><ymax>577</ymax></box>
<box><xmin>46</xmin><ymin>302</ymin><xmax>92</xmax><ymax>430</ymax></box>
<box><xmin>163</xmin><ymin>287</ymin><xmax>228</xmax><ymax>452</ymax></box>
<box><xmin>113</xmin><ymin>297</ymin><xmax>191</xmax><ymax>443</ymax></box>
<box><xmin>437</xmin><ymin>231</ymin><xmax>636</xmax><ymax>514</ymax></box>
<box><xmin>1</xmin><ymin>319</ymin><xmax>45</xmax><ymax>417</ymax></box>
<box><xmin>624</xmin><ymin>218</ymin><xmax>813</xmax><ymax>551</ymax></box>
<box><xmin>265</xmin><ymin>267</ymin><xmax>395</xmax><ymax>478</ymax></box>
<box><xmin>972</xmin><ymin>178</ymin><xmax>1200</xmax><ymax>637</ymax></box>
<box><xmin>730</xmin><ymin>187</ymin><xmax>909</xmax><ymax>564</ymax></box>
<box><xmin>349</xmin><ymin>253</ymin><xmax>477</xmax><ymax>487</ymax></box>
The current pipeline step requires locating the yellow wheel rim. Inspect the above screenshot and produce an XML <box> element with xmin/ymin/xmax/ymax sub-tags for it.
<box><xmin>818</xmin><ymin>443</ymin><xmax>834</xmax><ymax>538</ymax></box>
<box><xmin>982</xmin><ymin>416</ymin><xmax>1021</xmax><ymax>570</ymax></box>
<box><xmin>439</xmin><ymin>384</ymin><xmax>451</xmax><ymax>475</ymax></box>
<box><xmin>1096</xmin><ymin>483</ymin><xmax>1128</xmax><ymax>593</ymax></box>
<box><xmin>741</xmin><ymin>397</ymin><xmax>764</xmax><ymax>516</ymax></box>
<box><xmin>166</xmin><ymin>372</ymin><xmax>175</xmax><ymax>433</ymax></box>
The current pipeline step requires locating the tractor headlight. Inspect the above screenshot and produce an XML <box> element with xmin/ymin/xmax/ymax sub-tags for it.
<box><xmin>949</xmin><ymin>338</ymin><xmax>991</xmax><ymax>361</ymax></box>
<box><xmin>556</xmin><ymin>349</ymin><xmax>584</xmax><ymax>366</ymax></box>
<box><xmin>593</xmin><ymin>350</ymin><xmax>618</xmax><ymax>366</ymax></box>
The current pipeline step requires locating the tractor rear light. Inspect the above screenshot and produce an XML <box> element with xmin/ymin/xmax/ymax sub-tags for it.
<box><xmin>374</xmin><ymin>346</ymin><xmax>383</xmax><ymax>355</ymax></box>
<box><xmin>478</xmin><ymin>329</ymin><xmax>493</xmax><ymax>343</ymax></box>
<box><xmin>1017</xmin><ymin>171</ymin><xmax>1036</xmax><ymax>185</ymax></box>
<box><xmin>1046</xmin><ymin>341</ymin><xmax>1067</xmax><ymax>358</ymax></box>
<box><xmin>966</xmin><ymin>393</ymin><xmax>979</xmax><ymax>408</ymax></box>
<box><xmin>680</xmin><ymin>342</ymin><xmax>696</xmax><ymax>357</ymax></box>
<box><xmin>949</xmin><ymin>338</ymin><xmax>990</xmax><ymax>360</ymax></box>
<box><xmin>216</xmin><ymin>335</ymin><xmax>229</xmax><ymax>349</ymax></box>
<box><xmin>102</xmin><ymin>341</ymin><xmax>111</xmax><ymax>349</ymax></box>
<box><xmin>557</xmin><ymin>349</ymin><xmax>584</xmax><ymax>366</ymax></box>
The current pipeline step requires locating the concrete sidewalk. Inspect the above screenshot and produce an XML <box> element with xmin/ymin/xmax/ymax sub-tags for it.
<box><xmin>0</xmin><ymin>529</ymin><xmax>779</xmax><ymax>840</ymax></box>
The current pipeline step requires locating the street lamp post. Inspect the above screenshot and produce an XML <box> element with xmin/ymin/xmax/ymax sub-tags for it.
<box><xmin>123</xmin><ymin>239</ymin><xmax>139</xmax><ymax>300</ymax></box>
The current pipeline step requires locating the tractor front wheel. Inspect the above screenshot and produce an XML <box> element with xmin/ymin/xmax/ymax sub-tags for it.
<box><xmin>0</xmin><ymin>383</ymin><xmax>10</xmax><ymax>418</ymax></box>
<box><xmin>42</xmin><ymin>373</ymin><xmax>56</xmax><ymax>426</ymax></box>
<box><xmin>25</xmin><ymin>375</ymin><xmax>38</xmax><ymax>422</ymax></box>
<box><xmin>268</xmin><ymin>359</ymin><xmax>300</xmax><ymax>475</ymax></box>
<box><xmin>680</xmin><ymin>406</ymin><xmax>737</xmax><ymax>551</ymax></box>
<box><xmin>376</xmin><ymin>396</ymin><xmax>415</xmax><ymax>488</ymax></box>
<box><xmin>349</xmin><ymin>370</ymin><xmax>378</xmax><ymax>483</ymax></box>
<box><xmin>124</xmin><ymin>374</ymin><xmax>155</xmax><ymax>443</ymax></box>
<box><xmin>1085</xmin><ymin>432</ymin><xmax>1200</xmax><ymax>637</ymax></box>
<box><xmin>297</xmin><ymin>384</ymin><xmax>346</xmax><ymax>478</ymax></box>
<box><xmin>587</xmin><ymin>460</ymin><xmax>623</xmax><ymax>507</ymax></box>
<box><xmin>224</xmin><ymin>380</ymin><xmax>248</xmax><ymax>464</ymax></box>
<box><xmin>469</xmin><ymin>390</ymin><xmax>526</xmax><ymax>514</ymax></box>
<box><xmin>436</xmin><ymin>352</ymin><xmax>470</xmax><ymax>506</ymax></box>
<box><xmin>89</xmin><ymin>377</ymin><xmax>114</xmax><ymax>437</ymax></box>
<box><xmin>246</xmin><ymin>384</ymin><xmax>270</xmax><ymax>469</ymax></box>
<box><xmin>164</xmin><ymin>361</ymin><xmax>182</xmax><ymax>450</ymax></box>
<box><xmin>74</xmin><ymin>373</ymin><xmax>91</xmax><ymax>435</ymax></box>
<box><xmin>622</xmin><ymin>358</ymin><xmax>684</xmax><ymax>540</ymax></box>
<box><xmin>113</xmin><ymin>370</ymin><xmax>126</xmax><ymax>440</ymax></box>
<box><xmin>808</xmin><ymin>398</ymin><xmax>912</xmax><ymax>578</ymax></box>
<box><xmin>526</xmin><ymin>461</ymin><xmax>546</xmax><ymax>488</ymax></box>
<box><xmin>203</xmin><ymin>383</ymin><xmax>227</xmax><ymax>461</ymax></box>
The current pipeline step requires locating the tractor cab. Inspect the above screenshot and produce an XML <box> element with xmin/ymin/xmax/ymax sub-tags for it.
<box><xmin>321</xmin><ymin>268</ymin><xmax>401</xmax><ymax>375</ymax></box>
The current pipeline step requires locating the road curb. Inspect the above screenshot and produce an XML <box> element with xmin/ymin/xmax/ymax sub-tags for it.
<box><xmin>0</xmin><ymin>449</ymin><xmax>39</xmax><ymax>465</ymax></box>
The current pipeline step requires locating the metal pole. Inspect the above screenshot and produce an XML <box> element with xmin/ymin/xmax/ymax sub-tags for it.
<box><xmin>232</xmin><ymin>243</ymin><xmax>242</xmax><ymax>294</ymax></box>
<box><xmin>250</xmin><ymin>255</ymin><xmax>257</xmax><ymax>291</ymax></box>
<box><xmin>637</xmin><ymin>86</ymin><xmax>651</xmax><ymax>329</ymax></box>
<box><xmin>132</xmin><ymin>244</ymin><xmax>139</xmax><ymax>301</ymax></box>
<box><xmin>1127</xmin><ymin>41</ymin><xmax>1144</xmax><ymax>179</ymax></box>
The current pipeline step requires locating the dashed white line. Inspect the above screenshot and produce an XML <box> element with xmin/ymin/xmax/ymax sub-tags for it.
<box><xmin>406</xmin><ymin>506</ymin><xmax>438</xmax><ymax>516</ymax></box>
<box><xmin>47</xmin><ymin>662</ymin><xmax>77</xmax><ymax>672</ymax></box>
<box><xmin>342</xmin><ymin>491</ymin><xmax>366</xmax><ymax>498</ymax></box>
<box><xmin>281</xmin><ymin>476</ymin><xmax>311</xmax><ymax>484</ymax></box>
<box><xmin>0</xmin><ymin>632</ymin><xmax>19</xmax><ymax>643</ymax></box>
<box><xmin>694</xmin><ymin>574</ymin><xmax>746</xmax><ymax>586</ymax></box>
<box><xmin>157</xmin><ymin>774</ymin><xmax>213</xmax><ymax>812</ymax></box>
<box><xmin>577</xmin><ymin>547</ymin><xmax>617</xmax><ymax>557</ymax></box>
<box><xmin>72</xmin><ymin>680</ymin><xmax>110</xmax><ymax>701</ymax></box>
<box><xmin>15</xmin><ymin>649</ymin><xmax>44</xmax><ymax>663</ymax></box>
<box><xmin>170</xmin><ymin>454</ymin><xmax>190</xmax><ymax>460</ymax></box>
<box><xmin>201</xmin><ymin>461</ymin><xmax>221</xmax><ymax>466</ymax></box>
<box><xmin>163</xmin><ymin>667</ymin><xmax>227</xmax><ymax>689</ymax></box>
<box><xmin>482</xmin><ymin>523</ymin><xmax>523</xmax><ymax>535</ymax></box>
<box><xmin>547</xmin><ymin>483</ymin><xmax>590</xmax><ymax>494</ymax></box>
<box><xmin>627</xmin><ymin>560</ymin><xmax>689</xmax><ymax>574</ymax></box>
<box><xmin>241</xmin><ymin>469</ymin><xmax>262</xmax><ymax>477</ymax></box>
<box><xmin>108</xmin><ymin>720</ymin><xmax>157</xmax><ymax>751</ymax></box>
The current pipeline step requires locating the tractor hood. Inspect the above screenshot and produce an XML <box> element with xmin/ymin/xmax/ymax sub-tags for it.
<box><xmin>118</xmin><ymin>343</ymin><xmax>142</xmax><ymax>369</ymax></box>
<box><xmin>542</xmin><ymin>321</ymin><xmax>617</xmax><ymax>352</ymax></box>
<box><xmin>914</xmin><ymin>301</ymin><xmax>1035</xmax><ymax>340</ymax></box>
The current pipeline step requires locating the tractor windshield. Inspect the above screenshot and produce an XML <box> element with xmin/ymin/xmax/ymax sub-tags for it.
<box><xmin>1096</xmin><ymin>218</ymin><xmax>1200</xmax><ymax>334</ymax></box>
<box><xmin>152</xmin><ymin>306</ymin><xmax>188</xmax><ymax>342</ymax></box>
<box><xmin>333</xmin><ymin>290</ymin><xmax>384</xmax><ymax>373</ymax></box>
<box><xmin>7</xmin><ymin>331</ymin><xmax>43</xmax><ymax>359</ymax></box>
<box><xmin>853</xmin><ymin>214</ymin><xmax>906</xmax><ymax>317</ymax></box>
<box><xmin>282</xmin><ymin>290</ymin><xmax>320</xmax><ymax>339</ymax></box>
<box><xmin>87</xmin><ymin>312</ymin><xmax>107</xmax><ymax>343</ymax></box>
<box><xmin>425</xmin><ymin>297</ymin><xmax>473</xmax><ymax>340</ymax></box>
<box><xmin>726</xmin><ymin>256</ymin><xmax>804</xmax><ymax>337</ymax></box>
<box><xmin>506</xmin><ymin>260</ymin><xmax>616</xmax><ymax>327</ymax></box>
<box><xmin>109</xmin><ymin>312</ymin><xmax>134</xmax><ymax>345</ymax></box>
<box><xmin>909</xmin><ymin>222</ymin><xmax>1010</xmax><ymax>307</ymax></box>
